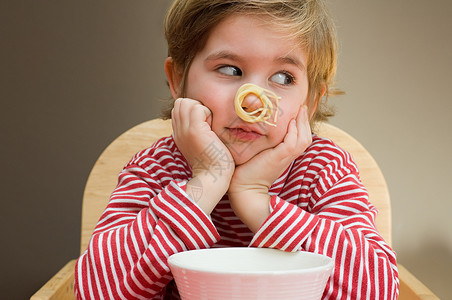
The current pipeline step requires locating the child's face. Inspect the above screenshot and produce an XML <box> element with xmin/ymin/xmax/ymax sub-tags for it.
<box><xmin>185</xmin><ymin>14</ymin><xmax>310</xmax><ymax>165</ymax></box>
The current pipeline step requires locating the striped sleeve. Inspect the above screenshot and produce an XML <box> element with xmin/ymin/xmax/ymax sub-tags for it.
<box><xmin>250</xmin><ymin>195</ymin><xmax>320</xmax><ymax>251</ymax></box>
<box><xmin>74</xmin><ymin>162</ymin><xmax>220</xmax><ymax>299</ymax></box>
<box><xmin>250</xmin><ymin>139</ymin><xmax>399</xmax><ymax>299</ymax></box>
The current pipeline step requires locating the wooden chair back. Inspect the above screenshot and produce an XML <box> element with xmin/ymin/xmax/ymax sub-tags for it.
<box><xmin>80</xmin><ymin>119</ymin><xmax>391</xmax><ymax>253</ymax></box>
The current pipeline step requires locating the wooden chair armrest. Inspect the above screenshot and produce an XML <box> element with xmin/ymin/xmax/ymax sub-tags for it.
<box><xmin>398</xmin><ymin>264</ymin><xmax>439</xmax><ymax>300</ymax></box>
<box><xmin>31</xmin><ymin>259</ymin><xmax>76</xmax><ymax>300</ymax></box>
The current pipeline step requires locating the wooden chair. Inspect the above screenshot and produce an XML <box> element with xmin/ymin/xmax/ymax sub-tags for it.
<box><xmin>31</xmin><ymin>119</ymin><xmax>438</xmax><ymax>300</ymax></box>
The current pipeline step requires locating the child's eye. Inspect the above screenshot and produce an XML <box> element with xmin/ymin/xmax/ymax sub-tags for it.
<box><xmin>218</xmin><ymin>65</ymin><xmax>242</xmax><ymax>77</ymax></box>
<box><xmin>270</xmin><ymin>72</ymin><xmax>295</xmax><ymax>85</ymax></box>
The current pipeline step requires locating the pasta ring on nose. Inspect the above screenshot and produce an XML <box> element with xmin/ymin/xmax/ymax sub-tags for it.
<box><xmin>234</xmin><ymin>83</ymin><xmax>281</xmax><ymax>127</ymax></box>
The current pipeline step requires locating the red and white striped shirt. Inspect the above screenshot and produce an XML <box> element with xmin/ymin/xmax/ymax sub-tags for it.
<box><xmin>75</xmin><ymin>135</ymin><xmax>399</xmax><ymax>299</ymax></box>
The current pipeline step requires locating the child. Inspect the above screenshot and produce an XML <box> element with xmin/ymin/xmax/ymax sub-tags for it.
<box><xmin>75</xmin><ymin>0</ymin><xmax>399</xmax><ymax>299</ymax></box>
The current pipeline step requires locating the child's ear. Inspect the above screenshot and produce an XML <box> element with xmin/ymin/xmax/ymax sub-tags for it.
<box><xmin>164</xmin><ymin>57</ymin><xmax>183</xmax><ymax>99</ymax></box>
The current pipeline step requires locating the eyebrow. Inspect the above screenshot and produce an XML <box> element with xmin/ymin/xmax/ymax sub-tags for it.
<box><xmin>205</xmin><ymin>51</ymin><xmax>241</xmax><ymax>62</ymax></box>
<box><xmin>205</xmin><ymin>50</ymin><xmax>305</xmax><ymax>71</ymax></box>
<box><xmin>276</xmin><ymin>56</ymin><xmax>306</xmax><ymax>71</ymax></box>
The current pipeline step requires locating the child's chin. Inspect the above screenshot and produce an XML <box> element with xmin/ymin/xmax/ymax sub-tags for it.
<box><xmin>230</xmin><ymin>152</ymin><xmax>254</xmax><ymax>166</ymax></box>
<box><xmin>227</xmin><ymin>144</ymin><xmax>269</xmax><ymax>166</ymax></box>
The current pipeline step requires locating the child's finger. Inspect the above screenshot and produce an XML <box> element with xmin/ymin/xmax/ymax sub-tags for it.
<box><xmin>269</xmin><ymin>119</ymin><xmax>297</xmax><ymax>165</ymax></box>
<box><xmin>179</xmin><ymin>98</ymin><xmax>211</xmax><ymax>122</ymax></box>
<box><xmin>173</xmin><ymin>98</ymin><xmax>211</xmax><ymax>130</ymax></box>
<box><xmin>282</xmin><ymin>119</ymin><xmax>298</xmax><ymax>148</ymax></box>
<box><xmin>192</xmin><ymin>101</ymin><xmax>212</xmax><ymax>126</ymax></box>
<box><xmin>295</xmin><ymin>105</ymin><xmax>312</xmax><ymax>148</ymax></box>
<box><xmin>171</xmin><ymin>98</ymin><xmax>183</xmax><ymax>131</ymax></box>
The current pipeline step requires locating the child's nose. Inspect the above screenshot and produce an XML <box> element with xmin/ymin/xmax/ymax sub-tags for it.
<box><xmin>241</xmin><ymin>93</ymin><xmax>263</xmax><ymax>115</ymax></box>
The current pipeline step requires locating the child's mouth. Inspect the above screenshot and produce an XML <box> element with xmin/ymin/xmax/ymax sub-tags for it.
<box><xmin>227</xmin><ymin>127</ymin><xmax>263</xmax><ymax>141</ymax></box>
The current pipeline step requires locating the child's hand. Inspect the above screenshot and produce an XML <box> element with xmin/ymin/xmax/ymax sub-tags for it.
<box><xmin>171</xmin><ymin>98</ymin><xmax>235</xmax><ymax>214</ymax></box>
<box><xmin>228</xmin><ymin>105</ymin><xmax>312</xmax><ymax>232</ymax></box>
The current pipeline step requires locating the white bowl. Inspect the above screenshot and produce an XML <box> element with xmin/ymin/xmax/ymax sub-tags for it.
<box><xmin>168</xmin><ymin>247</ymin><xmax>334</xmax><ymax>300</ymax></box>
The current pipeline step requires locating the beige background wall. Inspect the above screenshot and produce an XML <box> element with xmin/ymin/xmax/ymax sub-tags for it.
<box><xmin>1</xmin><ymin>1</ymin><xmax>450</xmax><ymax>299</ymax></box>
<box><xmin>329</xmin><ymin>1</ymin><xmax>452</xmax><ymax>298</ymax></box>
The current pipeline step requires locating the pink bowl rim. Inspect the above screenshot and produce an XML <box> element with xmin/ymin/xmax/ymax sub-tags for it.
<box><xmin>168</xmin><ymin>247</ymin><xmax>334</xmax><ymax>275</ymax></box>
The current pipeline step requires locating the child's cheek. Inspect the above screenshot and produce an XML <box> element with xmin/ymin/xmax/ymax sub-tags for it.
<box><xmin>269</xmin><ymin>123</ymin><xmax>290</xmax><ymax>145</ymax></box>
<box><xmin>278</xmin><ymin>108</ymin><xmax>297</xmax><ymax>128</ymax></box>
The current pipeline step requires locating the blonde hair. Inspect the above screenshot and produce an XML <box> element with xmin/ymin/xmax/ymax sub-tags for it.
<box><xmin>163</xmin><ymin>0</ymin><xmax>341</xmax><ymax>126</ymax></box>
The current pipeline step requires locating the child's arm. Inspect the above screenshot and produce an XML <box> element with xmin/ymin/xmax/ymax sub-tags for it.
<box><xmin>232</xmin><ymin>139</ymin><xmax>399</xmax><ymax>299</ymax></box>
<box><xmin>171</xmin><ymin>98</ymin><xmax>235</xmax><ymax>214</ymax></box>
<box><xmin>75</xmin><ymin>158</ymin><xmax>221</xmax><ymax>299</ymax></box>
<box><xmin>74</xmin><ymin>147</ymin><xmax>222</xmax><ymax>299</ymax></box>
<box><xmin>74</xmin><ymin>98</ymin><xmax>234</xmax><ymax>299</ymax></box>
<box><xmin>229</xmin><ymin>106</ymin><xmax>398</xmax><ymax>298</ymax></box>
<box><xmin>249</xmin><ymin>158</ymin><xmax>398</xmax><ymax>298</ymax></box>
